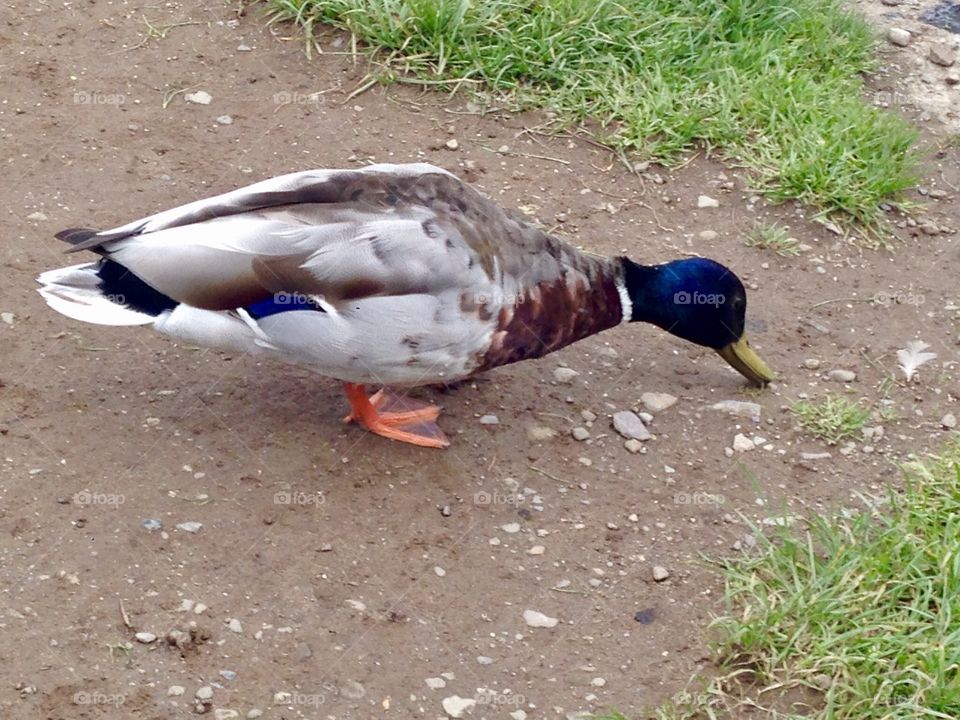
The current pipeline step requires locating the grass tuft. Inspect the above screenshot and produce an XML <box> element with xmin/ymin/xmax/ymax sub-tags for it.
<box><xmin>265</xmin><ymin>0</ymin><xmax>918</xmax><ymax>225</ymax></box>
<box><xmin>791</xmin><ymin>394</ymin><xmax>870</xmax><ymax>445</ymax></box>
<box><xmin>651</xmin><ymin>443</ymin><xmax>960</xmax><ymax>720</ymax></box>
<box><xmin>745</xmin><ymin>223</ymin><xmax>801</xmax><ymax>256</ymax></box>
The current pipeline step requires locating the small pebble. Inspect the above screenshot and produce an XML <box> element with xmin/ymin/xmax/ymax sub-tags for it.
<box><xmin>640</xmin><ymin>392</ymin><xmax>677</xmax><ymax>412</ymax></box>
<box><xmin>445</xmin><ymin>138</ymin><xmax>460</xmax><ymax>151</ymax></box>
<box><xmin>553</xmin><ymin>367</ymin><xmax>580</xmax><ymax>384</ymax></box>
<box><xmin>652</xmin><ymin>566</ymin><xmax>670</xmax><ymax>582</ymax></box>
<box><xmin>27</xmin><ymin>211</ymin><xmax>48</xmax><ymax>221</ymax></box>
<box><xmin>176</xmin><ymin>521</ymin><xmax>203</xmax><ymax>533</ymax></box>
<box><xmin>434</xmin><ymin>566</ymin><xmax>446</xmax><ymax>577</ymax></box>
<box><xmin>196</xmin><ymin>686</ymin><xmax>214</xmax><ymax>700</ymax></box>
<box><xmin>732</xmin><ymin>433</ymin><xmax>754</xmax><ymax>453</ymax></box>
<box><xmin>501</xmin><ymin>522</ymin><xmax>521</xmax><ymax>534</ymax></box>
<box><xmin>477</xmin><ymin>655</ymin><xmax>494</xmax><ymax>665</ymax></box>
<box><xmin>591</xmin><ymin>677</ymin><xmax>607</xmax><ymax>687</ymax></box>
<box><xmin>214</xmin><ymin>711</ymin><xmax>239</xmax><ymax>720</ymax></box>
<box><xmin>215</xmin><ymin>115</ymin><xmax>233</xmax><ymax>125</ymax></box>
<box><xmin>479</xmin><ymin>414</ymin><xmax>499</xmax><ymax>425</ymax></box>
<box><xmin>828</xmin><ymin>369</ymin><xmax>856</xmax><ymax>383</ymax></box>
<box><xmin>698</xmin><ymin>230</ymin><xmax>718</xmax><ymax>241</ymax></box>
<box><xmin>425</xmin><ymin>677</ymin><xmax>447</xmax><ymax>690</ymax></box>
<box><xmin>142</xmin><ymin>519</ymin><xmax>163</xmax><ymax>531</ymax></box>
<box><xmin>527</xmin><ymin>545</ymin><xmax>546</xmax><ymax>555</ymax></box>
<box><xmin>523</xmin><ymin>609</ymin><xmax>559</xmax><ymax>628</ymax></box>
<box><xmin>134</xmin><ymin>632</ymin><xmax>156</xmax><ymax>643</ymax></box>
<box><xmin>612</xmin><ymin>411</ymin><xmax>651</xmax><ymax>441</ymax></box>
<box><xmin>168</xmin><ymin>686</ymin><xmax>186</xmax><ymax>697</ymax></box>
<box><xmin>227</xmin><ymin>618</ymin><xmax>243</xmax><ymax>633</ymax></box>
<box><xmin>624</xmin><ymin>439</ymin><xmax>645</xmax><ymax>454</ymax></box>
<box><xmin>442</xmin><ymin>695</ymin><xmax>476</xmax><ymax>718</ymax></box>
<box><xmin>942</xmin><ymin>413</ymin><xmax>957</xmax><ymax>430</ymax></box>
<box><xmin>219</xmin><ymin>670</ymin><xmax>237</xmax><ymax>681</ymax></box>
<box><xmin>929</xmin><ymin>45</ymin><xmax>956</xmax><ymax>68</ymax></box>
<box><xmin>184</xmin><ymin>90</ymin><xmax>213</xmax><ymax>105</ymax></box>
<box><xmin>887</xmin><ymin>27</ymin><xmax>911</xmax><ymax>47</ymax></box>
<box><xmin>697</xmin><ymin>195</ymin><xmax>720</xmax><ymax>208</ymax></box>
<box><xmin>571</xmin><ymin>427</ymin><xmax>591</xmax><ymax>441</ymax></box>
<box><xmin>803</xmin><ymin>358</ymin><xmax>821</xmax><ymax>370</ymax></box>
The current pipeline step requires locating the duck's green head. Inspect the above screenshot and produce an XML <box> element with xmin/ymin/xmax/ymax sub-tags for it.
<box><xmin>622</xmin><ymin>257</ymin><xmax>774</xmax><ymax>385</ymax></box>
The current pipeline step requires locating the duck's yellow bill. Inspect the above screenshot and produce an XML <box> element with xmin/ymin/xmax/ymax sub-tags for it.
<box><xmin>717</xmin><ymin>334</ymin><xmax>774</xmax><ymax>385</ymax></box>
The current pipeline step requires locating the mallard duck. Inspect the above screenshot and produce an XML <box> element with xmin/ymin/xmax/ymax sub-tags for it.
<box><xmin>38</xmin><ymin>163</ymin><xmax>772</xmax><ymax>448</ymax></box>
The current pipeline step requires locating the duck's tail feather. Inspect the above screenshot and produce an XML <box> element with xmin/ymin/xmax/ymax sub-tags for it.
<box><xmin>37</xmin><ymin>261</ymin><xmax>267</xmax><ymax>355</ymax></box>
<box><xmin>37</xmin><ymin>261</ymin><xmax>164</xmax><ymax>326</ymax></box>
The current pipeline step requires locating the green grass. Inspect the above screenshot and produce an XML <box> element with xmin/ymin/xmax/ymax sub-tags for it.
<box><xmin>265</xmin><ymin>0</ymin><xmax>918</xmax><ymax>225</ymax></box>
<box><xmin>641</xmin><ymin>443</ymin><xmax>960</xmax><ymax>720</ymax></box>
<box><xmin>791</xmin><ymin>395</ymin><xmax>870</xmax><ymax>444</ymax></box>
<box><xmin>745</xmin><ymin>223</ymin><xmax>801</xmax><ymax>256</ymax></box>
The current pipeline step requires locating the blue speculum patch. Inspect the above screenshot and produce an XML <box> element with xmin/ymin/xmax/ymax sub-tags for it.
<box><xmin>921</xmin><ymin>1</ymin><xmax>960</xmax><ymax>33</ymax></box>
<box><xmin>245</xmin><ymin>293</ymin><xmax>321</xmax><ymax>319</ymax></box>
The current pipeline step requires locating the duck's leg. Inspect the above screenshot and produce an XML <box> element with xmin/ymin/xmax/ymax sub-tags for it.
<box><xmin>341</xmin><ymin>383</ymin><xmax>449</xmax><ymax>448</ymax></box>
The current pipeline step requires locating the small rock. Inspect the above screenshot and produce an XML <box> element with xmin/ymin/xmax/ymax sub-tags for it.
<box><xmin>445</xmin><ymin>138</ymin><xmax>460</xmax><ymax>151</ymax></box>
<box><xmin>887</xmin><ymin>28</ymin><xmax>911</xmax><ymax>47</ymax></box>
<box><xmin>733</xmin><ymin>434</ymin><xmax>754</xmax><ymax>453</ymax></box>
<box><xmin>184</xmin><ymin>90</ymin><xmax>213</xmax><ymax>105</ymax></box>
<box><xmin>196</xmin><ymin>686</ymin><xmax>214</xmax><ymax>700</ymax></box>
<box><xmin>527</xmin><ymin>425</ymin><xmax>557</xmax><ymax>442</ymax></box>
<box><xmin>523</xmin><ymin>609</ymin><xmax>559</xmax><ymax>628</ymax></box>
<box><xmin>236</xmin><ymin>44</ymin><xmax>252</xmax><ymax>52</ymax></box>
<box><xmin>942</xmin><ymin>413</ymin><xmax>957</xmax><ymax>430</ymax></box>
<box><xmin>497</xmin><ymin>145</ymin><xmax>510</xmax><ymax>153</ymax></box>
<box><xmin>612</xmin><ymin>411</ymin><xmax>651</xmax><ymax>441</ymax></box>
<box><xmin>425</xmin><ymin>677</ymin><xmax>447</xmax><ymax>690</ymax></box>
<box><xmin>946</xmin><ymin>73</ymin><xmax>960</xmax><ymax>86</ymax></box>
<box><xmin>214</xmin><ymin>711</ymin><xmax>240</xmax><ymax>720</ymax></box>
<box><xmin>652</xmin><ymin>565</ymin><xmax>669</xmax><ymax>582</ymax></box>
<box><xmin>141</xmin><ymin>518</ymin><xmax>163</xmax><ymax>531</ymax></box>
<box><xmin>640</xmin><ymin>392</ymin><xmax>677</xmax><ymax>413</ymax></box>
<box><xmin>434</xmin><ymin>566</ymin><xmax>446</xmax><ymax>577</ymax></box>
<box><xmin>803</xmin><ymin>358</ymin><xmax>821</xmax><ymax>370</ymax></box>
<box><xmin>442</xmin><ymin>695</ymin><xmax>476</xmax><ymax>718</ymax></box>
<box><xmin>479</xmin><ymin>414</ymin><xmax>499</xmax><ymax>425</ymax></box>
<box><xmin>510</xmin><ymin>711</ymin><xmax>527</xmax><ymax>720</ymax></box>
<box><xmin>710</xmin><ymin>400</ymin><xmax>761</xmax><ymax>419</ymax></box>
<box><xmin>591</xmin><ymin>677</ymin><xmax>607</xmax><ymax>687</ymax></box>
<box><xmin>553</xmin><ymin>367</ymin><xmax>580</xmax><ymax>384</ymax></box>
<box><xmin>571</xmin><ymin>427</ymin><xmax>591</xmax><ymax>441</ymax></box>
<box><xmin>698</xmin><ymin>230</ymin><xmax>718</xmax><ymax>241</ymax></box>
<box><xmin>624</xmin><ymin>439</ymin><xmax>645</xmax><ymax>454</ymax></box>
<box><xmin>828</xmin><ymin>369</ymin><xmax>856</xmax><ymax>383</ymax></box>
<box><xmin>215</xmin><ymin>115</ymin><xmax>234</xmax><ymax>125</ymax></box>
<box><xmin>134</xmin><ymin>632</ymin><xmax>157</xmax><ymax>643</ymax></box>
<box><xmin>929</xmin><ymin>45</ymin><xmax>956</xmax><ymax>68</ymax></box>
<box><xmin>477</xmin><ymin>655</ymin><xmax>494</xmax><ymax>665</ymax></box>
<box><xmin>634</xmin><ymin>607</ymin><xmax>656</xmax><ymax>624</ymax></box>
<box><xmin>527</xmin><ymin>545</ymin><xmax>546</xmax><ymax>555</ymax></box>
<box><xmin>219</xmin><ymin>670</ymin><xmax>237</xmax><ymax>681</ymax></box>
<box><xmin>176</xmin><ymin>521</ymin><xmax>202</xmax><ymax>533</ymax></box>
<box><xmin>27</xmin><ymin>211</ymin><xmax>48</xmax><ymax>221</ymax></box>
<box><xmin>580</xmin><ymin>410</ymin><xmax>597</xmax><ymax>423</ymax></box>
<box><xmin>346</xmin><ymin>599</ymin><xmax>366</xmax><ymax>612</ymax></box>
<box><xmin>501</xmin><ymin>522</ymin><xmax>521</xmax><ymax>534</ymax></box>
<box><xmin>800</xmin><ymin>451</ymin><xmax>833</xmax><ymax>461</ymax></box>
<box><xmin>697</xmin><ymin>195</ymin><xmax>720</xmax><ymax>208</ymax></box>
<box><xmin>227</xmin><ymin>618</ymin><xmax>243</xmax><ymax>633</ymax></box>
<box><xmin>168</xmin><ymin>686</ymin><xmax>186</xmax><ymax>697</ymax></box>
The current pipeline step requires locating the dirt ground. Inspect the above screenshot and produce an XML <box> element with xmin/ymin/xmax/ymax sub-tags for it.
<box><xmin>1</xmin><ymin>2</ymin><xmax>958</xmax><ymax>719</ymax></box>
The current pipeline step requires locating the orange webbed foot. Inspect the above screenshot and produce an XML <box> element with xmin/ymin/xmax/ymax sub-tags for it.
<box><xmin>342</xmin><ymin>383</ymin><xmax>449</xmax><ymax>448</ymax></box>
